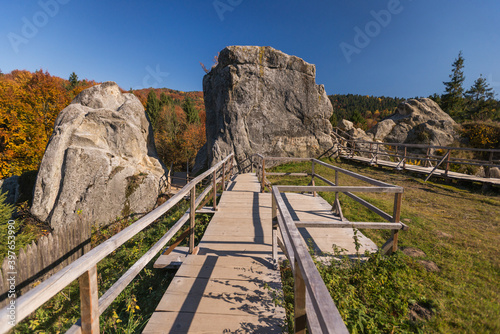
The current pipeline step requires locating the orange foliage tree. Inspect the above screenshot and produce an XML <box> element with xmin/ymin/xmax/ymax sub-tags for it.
<box><xmin>0</xmin><ymin>70</ymin><xmax>95</xmax><ymax>178</ymax></box>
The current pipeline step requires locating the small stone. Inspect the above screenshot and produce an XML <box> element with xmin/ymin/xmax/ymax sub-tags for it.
<box><xmin>402</xmin><ymin>247</ymin><xmax>426</xmax><ymax>258</ymax></box>
<box><xmin>418</xmin><ymin>260</ymin><xmax>440</xmax><ymax>272</ymax></box>
<box><xmin>435</xmin><ymin>230</ymin><xmax>453</xmax><ymax>239</ymax></box>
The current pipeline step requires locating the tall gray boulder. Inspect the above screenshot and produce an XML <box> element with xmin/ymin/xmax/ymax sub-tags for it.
<box><xmin>31</xmin><ymin>82</ymin><xmax>166</xmax><ymax>229</ymax></box>
<box><xmin>195</xmin><ymin>46</ymin><xmax>334</xmax><ymax>171</ymax></box>
<box><xmin>369</xmin><ymin>98</ymin><xmax>459</xmax><ymax>146</ymax></box>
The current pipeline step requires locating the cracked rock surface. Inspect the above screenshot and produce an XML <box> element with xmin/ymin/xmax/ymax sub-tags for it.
<box><xmin>194</xmin><ymin>46</ymin><xmax>334</xmax><ymax>172</ymax></box>
<box><xmin>31</xmin><ymin>82</ymin><xmax>166</xmax><ymax>229</ymax></box>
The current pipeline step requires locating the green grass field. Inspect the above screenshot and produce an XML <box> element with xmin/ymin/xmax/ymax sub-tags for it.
<box><xmin>268</xmin><ymin>157</ymin><xmax>500</xmax><ymax>333</ymax></box>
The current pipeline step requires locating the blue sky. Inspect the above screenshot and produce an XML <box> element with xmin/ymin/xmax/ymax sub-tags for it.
<box><xmin>1</xmin><ymin>0</ymin><xmax>499</xmax><ymax>98</ymax></box>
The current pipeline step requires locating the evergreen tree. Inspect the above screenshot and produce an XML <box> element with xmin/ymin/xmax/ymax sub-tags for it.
<box><xmin>146</xmin><ymin>89</ymin><xmax>160</xmax><ymax>129</ymax></box>
<box><xmin>441</xmin><ymin>51</ymin><xmax>465</xmax><ymax>117</ymax></box>
<box><xmin>465</xmin><ymin>75</ymin><xmax>495</xmax><ymax>101</ymax></box>
<box><xmin>465</xmin><ymin>75</ymin><xmax>496</xmax><ymax>120</ymax></box>
<box><xmin>182</xmin><ymin>97</ymin><xmax>199</xmax><ymax>124</ymax></box>
<box><xmin>69</xmin><ymin>72</ymin><xmax>79</xmax><ymax>89</ymax></box>
<box><xmin>160</xmin><ymin>92</ymin><xmax>173</xmax><ymax>107</ymax></box>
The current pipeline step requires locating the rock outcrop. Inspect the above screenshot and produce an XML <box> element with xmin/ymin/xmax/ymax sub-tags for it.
<box><xmin>195</xmin><ymin>46</ymin><xmax>334</xmax><ymax>172</ymax></box>
<box><xmin>0</xmin><ymin>176</ymin><xmax>20</xmax><ymax>205</ymax></box>
<box><xmin>31</xmin><ymin>82</ymin><xmax>166</xmax><ymax>229</ymax></box>
<box><xmin>368</xmin><ymin>98</ymin><xmax>459</xmax><ymax>146</ymax></box>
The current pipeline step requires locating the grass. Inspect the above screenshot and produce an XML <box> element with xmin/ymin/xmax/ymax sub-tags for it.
<box><xmin>267</xmin><ymin>157</ymin><xmax>500</xmax><ymax>333</ymax></box>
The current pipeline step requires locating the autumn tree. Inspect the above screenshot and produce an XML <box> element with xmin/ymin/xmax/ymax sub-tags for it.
<box><xmin>0</xmin><ymin>69</ymin><xmax>95</xmax><ymax>178</ymax></box>
<box><xmin>442</xmin><ymin>51</ymin><xmax>466</xmax><ymax>117</ymax></box>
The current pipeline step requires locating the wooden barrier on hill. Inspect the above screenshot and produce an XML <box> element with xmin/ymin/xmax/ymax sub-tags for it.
<box><xmin>0</xmin><ymin>154</ymin><xmax>235</xmax><ymax>334</ymax></box>
<box><xmin>253</xmin><ymin>156</ymin><xmax>407</xmax><ymax>332</ymax></box>
<box><xmin>330</xmin><ymin>127</ymin><xmax>500</xmax><ymax>183</ymax></box>
<box><xmin>0</xmin><ymin>219</ymin><xmax>91</xmax><ymax>309</ymax></box>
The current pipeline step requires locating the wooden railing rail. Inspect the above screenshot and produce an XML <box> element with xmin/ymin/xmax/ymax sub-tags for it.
<box><xmin>257</xmin><ymin>156</ymin><xmax>405</xmax><ymax>332</ymax></box>
<box><xmin>332</xmin><ymin>128</ymin><xmax>500</xmax><ymax>180</ymax></box>
<box><xmin>272</xmin><ymin>186</ymin><xmax>349</xmax><ymax>334</ymax></box>
<box><xmin>0</xmin><ymin>154</ymin><xmax>235</xmax><ymax>334</ymax></box>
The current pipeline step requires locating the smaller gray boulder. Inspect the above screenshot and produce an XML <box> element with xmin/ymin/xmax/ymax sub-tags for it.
<box><xmin>369</xmin><ymin>98</ymin><xmax>459</xmax><ymax>146</ymax></box>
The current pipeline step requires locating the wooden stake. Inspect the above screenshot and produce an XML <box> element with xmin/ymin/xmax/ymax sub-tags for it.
<box><xmin>190</xmin><ymin>186</ymin><xmax>196</xmax><ymax>254</ymax></box>
<box><xmin>80</xmin><ymin>266</ymin><xmax>99</xmax><ymax>334</ymax></box>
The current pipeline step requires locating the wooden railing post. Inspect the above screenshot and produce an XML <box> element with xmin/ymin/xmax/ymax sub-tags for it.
<box><xmin>261</xmin><ymin>158</ymin><xmax>266</xmax><ymax>193</ymax></box>
<box><xmin>403</xmin><ymin>147</ymin><xmax>407</xmax><ymax>169</ymax></box>
<box><xmin>271</xmin><ymin>194</ymin><xmax>278</xmax><ymax>269</ymax></box>
<box><xmin>375</xmin><ymin>143</ymin><xmax>379</xmax><ymax>165</ymax></box>
<box><xmin>294</xmin><ymin>260</ymin><xmax>307</xmax><ymax>334</ymax></box>
<box><xmin>222</xmin><ymin>161</ymin><xmax>226</xmax><ymax>191</ymax></box>
<box><xmin>486</xmin><ymin>151</ymin><xmax>493</xmax><ymax>178</ymax></box>
<box><xmin>391</xmin><ymin>193</ymin><xmax>402</xmax><ymax>253</ymax></box>
<box><xmin>425</xmin><ymin>148</ymin><xmax>431</xmax><ymax>167</ymax></box>
<box><xmin>445</xmin><ymin>149</ymin><xmax>451</xmax><ymax>176</ymax></box>
<box><xmin>80</xmin><ymin>266</ymin><xmax>99</xmax><ymax>334</ymax></box>
<box><xmin>213</xmin><ymin>169</ymin><xmax>218</xmax><ymax>211</ymax></box>
<box><xmin>311</xmin><ymin>160</ymin><xmax>316</xmax><ymax>197</ymax></box>
<box><xmin>190</xmin><ymin>185</ymin><xmax>196</xmax><ymax>254</ymax></box>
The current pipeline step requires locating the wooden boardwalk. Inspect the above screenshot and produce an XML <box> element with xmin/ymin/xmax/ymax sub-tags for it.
<box><xmin>341</xmin><ymin>154</ymin><xmax>500</xmax><ymax>186</ymax></box>
<box><xmin>143</xmin><ymin>173</ymin><xmax>376</xmax><ymax>333</ymax></box>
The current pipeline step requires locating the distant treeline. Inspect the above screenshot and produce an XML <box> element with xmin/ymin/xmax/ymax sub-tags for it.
<box><xmin>328</xmin><ymin>94</ymin><xmax>405</xmax><ymax>130</ymax></box>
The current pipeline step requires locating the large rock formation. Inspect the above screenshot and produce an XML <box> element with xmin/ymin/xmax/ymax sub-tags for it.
<box><xmin>31</xmin><ymin>82</ymin><xmax>166</xmax><ymax>229</ymax></box>
<box><xmin>368</xmin><ymin>98</ymin><xmax>459</xmax><ymax>146</ymax></box>
<box><xmin>195</xmin><ymin>46</ymin><xmax>334</xmax><ymax>171</ymax></box>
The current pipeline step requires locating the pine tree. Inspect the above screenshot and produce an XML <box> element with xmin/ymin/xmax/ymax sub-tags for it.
<box><xmin>465</xmin><ymin>75</ymin><xmax>496</xmax><ymax>120</ymax></box>
<box><xmin>441</xmin><ymin>51</ymin><xmax>466</xmax><ymax>117</ymax></box>
<box><xmin>69</xmin><ymin>72</ymin><xmax>79</xmax><ymax>89</ymax></box>
<box><xmin>182</xmin><ymin>97</ymin><xmax>199</xmax><ymax>124</ymax></box>
<box><xmin>160</xmin><ymin>92</ymin><xmax>173</xmax><ymax>107</ymax></box>
<box><xmin>146</xmin><ymin>89</ymin><xmax>160</xmax><ymax>129</ymax></box>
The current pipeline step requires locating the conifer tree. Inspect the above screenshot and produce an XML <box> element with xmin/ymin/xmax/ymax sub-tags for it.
<box><xmin>465</xmin><ymin>75</ymin><xmax>496</xmax><ymax>120</ymax></box>
<box><xmin>182</xmin><ymin>97</ymin><xmax>199</xmax><ymax>124</ymax></box>
<box><xmin>442</xmin><ymin>51</ymin><xmax>466</xmax><ymax>117</ymax></box>
<box><xmin>146</xmin><ymin>89</ymin><xmax>160</xmax><ymax>129</ymax></box>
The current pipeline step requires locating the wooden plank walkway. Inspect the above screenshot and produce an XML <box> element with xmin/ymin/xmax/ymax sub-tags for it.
<box><xmin>341</xmin><ymin>154</ymin><xmax>500</xmax><ymax>186</ymax></box>
<box><xmin>143</xmin><ymin>173</ymin><xmax>376</xmax><ymax>333</ymax></box>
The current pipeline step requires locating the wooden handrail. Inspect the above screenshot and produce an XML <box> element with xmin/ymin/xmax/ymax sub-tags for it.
<box><xmin>0</xmin><ymin>154</ymin><xmax>235</xmax><ymax>334</ymax></box>
<box><xmin>265</xmin><ymin>157</ymin><xmax>406</xmax><ymax>332</ymax></box>
<box><xmin>272</xmin><ymin>187</ymin><xmax>349</xmax><ymax>334</ymax></box>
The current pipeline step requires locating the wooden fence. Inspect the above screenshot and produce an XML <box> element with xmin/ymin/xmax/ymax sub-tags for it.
<box><xmin>0</xmin><ymin>154</ymin><xmax>235</xmax><ymax>334</ymax></box>
<box><xmin>253</xmin><ymin>156</ymin><xmax>407</xmax><ymax>333</ymax></box>
<box><xmin>329</xmin><ymin>127</ymin><xmax>500</xmax><ymax>183</ymax></box>
<box><xmin>0</xmin><ymin>219</ymin><xmax>91</xmax><ymax>308</ymax></box>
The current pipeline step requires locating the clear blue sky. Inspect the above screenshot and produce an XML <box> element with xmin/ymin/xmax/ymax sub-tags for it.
<box><xmin>1</xmin><ymin>0</ymin><xmax>499</xmax><ymax>98</ymax></box>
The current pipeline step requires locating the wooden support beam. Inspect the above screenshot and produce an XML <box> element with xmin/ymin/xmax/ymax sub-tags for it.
<box><xmin>190</xmin><ymin>186</ymin><xmax>196</xmax><ymax>254</ymax></box>
<box><xmin>294</xmin><ymin>221</ymin><xmax>408</xmax><ymax>230</ymax></box>
<box><xmin>392</xmin><ymin>193</ymin><xmax>403</xmax><ymax>253</ymax></box>
<box><xmin>311</xmin><ymin>161</ymin><xmax>316</xmax><ymax>197</ymax></box>
<box><xmin>261</xmin><ymin>158</ymin><xmax>266</xmax><ymax>193</ymax></box>
<box><xmin>294</xmin><ymin>259</ymin><xmax>307</xmax><ymax>334</ymax></box>
<box><xmin>276</xmin><ymin>185</ymin><xmax>403</xmax><ymax>194</ymax></box>
<box><xmin>212</xmin><ymin>170</ymin><xmax>218</xmax><ymax>211</ymax></box>
<box><xmin>79</xmin><ymin>266</ymin><xmax>99</xmax><ymax>334</ymax></box>
<box><xmin>272</xmin><ymin>195</ymin><xmax>278</xmax><ymax>269</ymax></box>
